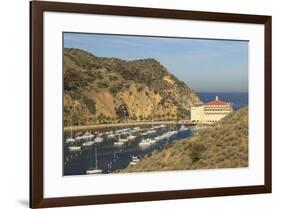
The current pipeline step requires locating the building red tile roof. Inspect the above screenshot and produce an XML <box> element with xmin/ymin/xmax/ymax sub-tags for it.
<box><xmin>205</xmin><ymin>100</ymin><xmax>227</xmax><ymax>106</ymax></box>
<box><xmin>205</xmin><ymin>96</ymin><xmax>229</xmax><ymax>106</ymax></box>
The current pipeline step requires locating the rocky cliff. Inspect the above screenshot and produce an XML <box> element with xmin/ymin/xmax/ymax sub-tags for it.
<box><xmin>64</xmin><ymin>48</ymin><xmax>201</xmax><ymax>126</ymax></box>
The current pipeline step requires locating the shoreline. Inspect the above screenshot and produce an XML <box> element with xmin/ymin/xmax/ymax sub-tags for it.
<box><xmin>64</xmin><ymin>120</ymin><xmax>191</xmax><ymax>132</ymax></box>
<box><xmin>63</xmin><ymin>120</ymin><xmax>211</xmax><ymax>132</ymax></box>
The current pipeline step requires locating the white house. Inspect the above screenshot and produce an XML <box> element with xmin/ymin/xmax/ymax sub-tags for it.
<box><xmin>191</xmin><ymin>96</ymin><xmax>233</xmax><ymax>123</ymax></box>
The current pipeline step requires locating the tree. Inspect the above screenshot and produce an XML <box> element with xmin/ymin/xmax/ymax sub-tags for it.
<box><xmin>115</xmin><ymin>104</ymin><xmax>129</xmax><ymax>119</ymax></box>
<box><xmin>130</xmin><ymin>114</ymin><xmax>137</xmax><ymax>121</ymax></box>
<box><xmin>82</xmin><ymin>96</ymin><xmax>96</xmax><ymax>114</ymax></box>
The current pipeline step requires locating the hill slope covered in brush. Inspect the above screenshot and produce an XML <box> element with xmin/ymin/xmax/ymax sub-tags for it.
<box><xmin>118</xmin><ymin>107</ymin><xmax>248</xmax><ymax>173</ymax></box>
<box><xmin>64</xmin><ymin>48</ymin><xmax>201</xmax><ymax>126</ymax></box>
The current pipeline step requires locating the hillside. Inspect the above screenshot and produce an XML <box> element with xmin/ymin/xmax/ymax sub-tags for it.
<box><xmin>64</xmin><ymin>48</ymin><xmax>201</xmax><ymax>126</ymax></box>
<box><xmin>118</xmin><ymin>107</ymin><xmax>248</xmax><ymax>173</ymax></box>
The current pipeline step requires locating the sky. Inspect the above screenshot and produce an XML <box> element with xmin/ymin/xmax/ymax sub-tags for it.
<box><xmin>64</xmin><ymin>32</ymin><xmax>248</xmax><ymax>93</ymax></box>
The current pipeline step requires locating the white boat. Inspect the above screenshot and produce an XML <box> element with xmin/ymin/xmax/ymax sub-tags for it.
<box><xmin>86</xmin><ymin>169</ymin><xmax>102</xmax><ymax>174</ymax></box>
<box><xmin>65</xmin><ymin>138</ymin><xmax>75</xmax><ymax>144</ymax></box>
<box><xmin>129</xmin><ymin>156</ymin><xmax>140</xmax><ymax>165</ymax></box>
<box><xmin>113</xmin><ymin>141</ymin><xmax>125</xmax><ymax>146</ymax></box>
<box><xmin>94</xmin><ymin>137</ymin><xmax>104</xmax><ymax>143</ymax></box>
<box><xmin>83</xmin><ymin>134</ymin><xmax>94</xmax><ymax>140</ymax></box>
<box><xmin>113</xmin><ymin>132</ymin><xmax>129</xmax><ymax>147</ymax></box>
<box><xmin>132</xmin><ymin>156</ymin><xmax>140</xmax><ymax>162</ymax></box>
<box><xmin>115</xmin><ymin>128</ymin><xmax>130</xmax><ymax>134</ymax></box>
<box><xmin>141</xmin><ymin>132</ymin><xmax>148</xmax><ymax>136</ymax></box>
<box><xmin>150</xmin><ymin>125</ymin><xmax>159</xmax><ymax>130</ymax></box>
<box><xmin>120</xmin><ymin>131</ymin><xmax>130</xmax><ymax>136</ymax></box>
<box><xmin>75</xmin><ymin>133</ymin><xmax>94</xmax><ymax>141</ymax></box>
<box><xmin>179</xmin><ymin>125</ymin><xmax>189</xmax><ymax>131</ymax></box>
<box><xmin>82</xmin><ymin>141</ymin><xmax>95</xmax><ymax>147</ymax></box>
<box><xmin>74</xmin><ymin>132</ymin><xmax>82</xmax><ymax>137</ymax></box>
<box><xmin>68</xmin><ymin>146</ymin><xmax>81</xmax><ymax>152</ymax></box>
<box><xmin>107</xmin><ymin>133</ymin><xmax>115</xmax><ymax>139</ymax></box>
<box><xmin>170</xmin><ymin>130</ymin><xmax>178</xmax><ymax>136</ymax></box>
<box><xmin>75</xmin><ymin>136</ymin><xmax>84</xmax><ymax>141</ymax></box>
<box><xmin>120</xmin><ymin>138</ymin><xmax>129</xmax><ymax>143</ymax></box>
<box><xmin>146</xmin><ymin>130</ymin><xmax>157</xmax><ymax>135</ymax></box>
<box><xmin>84</xmin><ymin>131</ymin><xmax>94</xmax><ymax>136</ymax></box>
<box><xmin>86</xmin><ymin>148</ymin><xmax>102</xmax><ymax>174</ymax></box>
<box><xmin>154</xmin><ymin>134</ymin><xmax>166</xmax><ymax>142</ymax></box>
<box><xmin>84</xmin><ymin>131</ymin><xmax>92</xmax><ymax>135</ymax></box>
<box><xmin>167</xmin><ymin>131</ymin><xmax>177</xmax><ymax>139</ymax></box>
<box><xmin>127</xmin><ymin>135</ymin><xmax>136</xmax><ymax>140</ymax></box>
<box><xmin>113</xmin><ymin>134</ymin><xmax>128</xmax><ymax>146</ymax></box>
<box><xmin>65</xmin><ymin>126</ymin><xmax>75</xmax><ymax>144</ymax></box>
<box><xmin>164</xmin><ymin>130</ymin><xmax>177</xmax><ymax>138</ymax></box>
<box><xmin>139</xmin><ymin>138</ymin><xmax>156</xmax><ymax>148</ymax></box>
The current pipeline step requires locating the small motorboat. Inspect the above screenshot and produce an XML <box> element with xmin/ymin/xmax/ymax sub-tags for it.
<box><xmin>127</xmin><ymin>135</ymin><xmax>136</xmax><ymax>140</ymax></box>
<box><xmin>146</xmin><ymin>130</ymin><xmax>157</xmax><ymax>135</ymax></box>
<box><xmin>179</xmin><ymin>125</ymin><xmax>189</xmax><ymax>131</ymax></box>
<box><xmin>129</xmin><ymin>156</ymin><xmax>140</xmax><ymax>165</ymax></box>
<box><xmin>82</xmin><ymin>141</ymin><xmax>95</xmax><ymax>147</ymax></box>
<box><xmin>65</xmin><ymin>138</ymin><xmax>75</xmax><ymax>144</ymax></box>
<box><xmin>68</xmin><ymin>146</ymin><xmax>81</xmax><ymax>152</ymax></box>
<box><xmin>139</xmin><ymin>138</ymin><xmax>156</xmax><ymax>148</ymax></box>
<box><xmin>107</xmin><ymin>133</ymin><xmax>115</xmax><ymax>139</ymax></box>
<box><xmin>113</xmin><ymin>141</ymin><xmax>124</xmax><ymax>147</ymax></box>
<box><xmin>94</xmin><ymin>137</ymin><xmax>104</xmax><ymax>143</ymax></box>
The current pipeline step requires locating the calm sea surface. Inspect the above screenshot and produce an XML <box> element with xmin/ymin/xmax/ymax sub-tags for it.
<box><xmin>198</xmin><ymin>92</ymin><xmax>248</xmax><ymax>110</ymax></box>
<box><xmin>64</xmin><ymin>126</ymin><xmax>192</xmax><ymax>175</ymax></box>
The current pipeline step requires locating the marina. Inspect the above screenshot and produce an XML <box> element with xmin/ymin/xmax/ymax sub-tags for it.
<box><xmin>63</xmin><ymin>124</ymin><xmax>194</xmax><ymax>175</ymax></box>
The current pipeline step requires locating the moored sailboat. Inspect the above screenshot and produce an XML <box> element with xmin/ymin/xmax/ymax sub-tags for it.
<box><xmin>86</xmin><ymin>148</ymin><xmax>102</xmax><ymax>174</ymax></box>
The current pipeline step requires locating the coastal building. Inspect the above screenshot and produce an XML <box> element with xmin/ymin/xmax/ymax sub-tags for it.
<box><xmin>191</xmin><ymin>96</ymin><xmax>233</xmax><ymax>124</ymax></box>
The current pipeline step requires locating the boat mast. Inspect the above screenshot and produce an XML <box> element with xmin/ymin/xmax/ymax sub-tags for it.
<box><xmin>95</xmin><ymin>148</ymin><xmax>98</xmax><ymax>170</ymax></box>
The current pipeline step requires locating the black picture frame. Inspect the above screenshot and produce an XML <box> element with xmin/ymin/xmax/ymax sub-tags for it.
<box><xmin>30</xmin><ymin>1</ymin><xmax>272</xmax><ymax>208</ymax></box>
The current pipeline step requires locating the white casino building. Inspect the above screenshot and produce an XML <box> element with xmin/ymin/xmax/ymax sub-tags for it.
<box><xmin>191</xmin><ymin>96</ymin><xmax>233</xmax><ymax>124</ymax></box>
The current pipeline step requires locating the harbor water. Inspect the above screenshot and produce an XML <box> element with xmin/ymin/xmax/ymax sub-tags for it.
<box><xmin>64</xmin><ymin>125</ymin><xmax>192</xmax><ymax>175</ymax></box>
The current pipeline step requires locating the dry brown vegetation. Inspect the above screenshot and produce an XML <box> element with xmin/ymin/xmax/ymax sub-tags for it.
<box><xmin>118</xmin><ymin>107</ymin><xmax>248</xmax><ymax>173</ymax></box>
<box><xmin>64</xmin><ymin>48</ymin><xmax>201</xmax><ymax>126</ymax></box>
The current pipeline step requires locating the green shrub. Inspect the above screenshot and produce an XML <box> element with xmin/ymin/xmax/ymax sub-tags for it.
<box><xmin>82</xmin><ymin>95</ymin><xmax>96</xmax><ymax>114</ymax></box>
<box><xmin>69</xmin><ymin>90</ymin><xmax>82</xmax><ymax>100</ymax></box>
<box><xmin>97</xmin><ymin>81</ymin><xmax>109</xmax><ymax>88</ymax></box>
<box><xmin>189</xmin><ymin>142</ymin><xmax>206</xmax><ymax>163</ymax></box>
<box><xmin>109</xmin><ymin>75</ymin><xmax>119</xmax><ymax>81</ymax></box>
<box><xmin>96</xmin><ymin>72</ymin><xmax>103</xmax><ymax>80</ymax></box>
<box><xmin>115</xmin><ymin>104</ymin><xmax>129</xmax><ymax>119</ymax></box>
<box><xmin>109</xmin><ymin>84</ymin><xmax>123</xmax><ymax>95</ymax></box>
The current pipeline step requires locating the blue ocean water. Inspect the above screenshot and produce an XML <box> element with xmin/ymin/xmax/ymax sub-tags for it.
<box><xmin>197</xmin><ymin>92</ymin><xmax>248</xmax><ymax>110</ymax></box>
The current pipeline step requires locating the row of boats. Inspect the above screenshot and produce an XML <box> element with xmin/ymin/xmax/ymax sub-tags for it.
<box><xmin>65</xmin><ymin>124</ymin><xmax>191</xmax><ymax>175</ymax></box>
<box><xmin>138</xmin><ymin>125</ymin><xmax>189</xmax><ymax>148</ymax></box>
<box><xmin>66</xmin><ymin>124</ymin><xmax>189</xmax><ymax>152</ymax></box>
